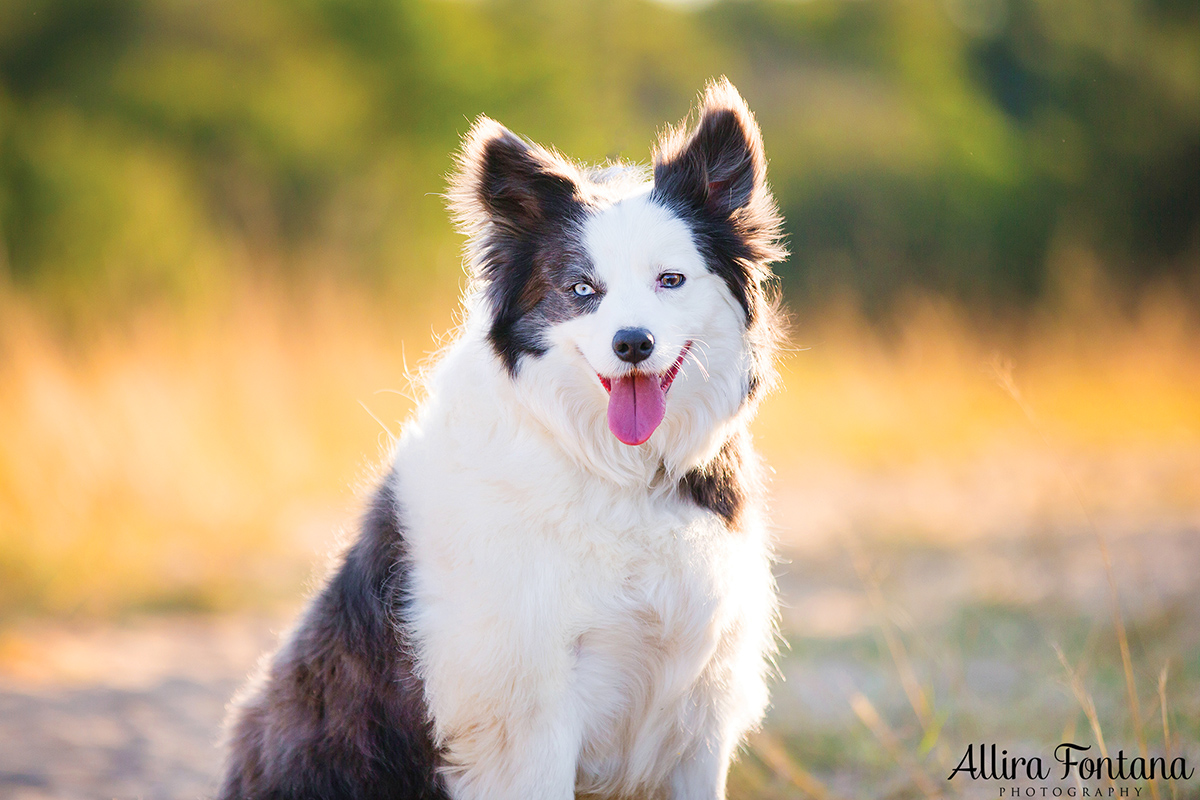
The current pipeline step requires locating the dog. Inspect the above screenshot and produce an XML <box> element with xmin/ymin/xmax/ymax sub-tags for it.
<box><xmin>219</xmin><ymin>78</ymin><xmax>785</xmax><ymax>800</ymax></box>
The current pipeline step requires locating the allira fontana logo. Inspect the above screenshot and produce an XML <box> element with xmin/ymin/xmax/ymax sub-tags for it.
<box><xmin>947</xmin><ymin>742</ymin><xmax>1193</xmax><ymax>797</ymax></box>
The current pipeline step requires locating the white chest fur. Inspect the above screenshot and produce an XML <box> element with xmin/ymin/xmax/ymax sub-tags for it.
<box><xmin>389</xmin><ymin>335</ymin><xmax>776</xmax><ymax>800</ymax></box>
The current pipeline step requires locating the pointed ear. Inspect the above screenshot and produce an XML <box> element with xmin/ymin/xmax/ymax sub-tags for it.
<box><xmin>449</xmin><ymin>117</ymin><xmax>581</xmax><ymax>236</ymax></box>
<box><xmin>652</xmin><ymin>78</ymin><xmax>769</xmax><ymax>220</ymax></box>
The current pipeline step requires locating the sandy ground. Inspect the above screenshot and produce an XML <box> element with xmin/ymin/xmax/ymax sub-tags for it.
<box><xmin>0</xmin><ymin>616</ymin><xmax>280</xmax><ymax>800</ymax></box>
<box><xmin>2</xmin><ymin>524</ymin><xmax>1198</xmax><ymax>800</ymax></box>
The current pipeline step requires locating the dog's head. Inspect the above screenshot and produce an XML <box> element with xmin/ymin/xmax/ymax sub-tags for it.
<box><xmin>449</xmin><ymin>79</ymin><xmax>784</xmax><ymax>476</ymax></box>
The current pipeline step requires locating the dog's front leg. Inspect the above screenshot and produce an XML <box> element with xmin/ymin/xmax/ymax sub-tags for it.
<box><xmin>440</xmin><ymin>710</ymin><xmax>581</xmax><ymax>800</ymax></box>
<box><xmin>446</xmin><ymin>724</ymin><xmax>580</xmax><ymax>800</ymax></box>
<box><xmin>667</xmin><ymin>619</ymin><xmax>771</xmax><ymax>800</ymax></box>
<box><xmin>415</xmin><ymin>564</ymin><xmax>583</xmax><ymax>800</ymax></box>
<box><xmin>668</xmin><ymin>734</ymin><xmax>735</xmax><ymax>800</ymax></box>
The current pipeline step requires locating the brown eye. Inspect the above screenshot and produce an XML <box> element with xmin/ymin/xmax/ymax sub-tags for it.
<box><xmin>658</xmin><ymin>273</ymin><xmax>685</xmax><ymax>289</ymax></box>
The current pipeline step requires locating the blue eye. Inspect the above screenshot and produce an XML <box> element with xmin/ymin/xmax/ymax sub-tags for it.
<box><xmin>572</xmin><ymin>282</ymin><xmax>596</xmax><ymax>297</ymax></box>
<box><xmin>658</xmin><ymin>273</ymin><xmax>685</xmax><ymax>289</ymax></box>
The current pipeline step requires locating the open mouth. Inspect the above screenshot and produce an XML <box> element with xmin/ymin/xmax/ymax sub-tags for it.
<box><xmin>597</xmin><ymin>341</ymin><xmax>692</xmax><ymax>446</ymax></box>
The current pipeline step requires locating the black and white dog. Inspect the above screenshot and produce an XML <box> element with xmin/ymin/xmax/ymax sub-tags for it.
<box><xmin>220</xmin><ymin>78</ymin><xmax>785</xmax><ymax>800</ymax></box>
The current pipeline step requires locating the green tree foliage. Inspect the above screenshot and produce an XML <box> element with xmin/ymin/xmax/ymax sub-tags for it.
<box><xmin>0</xmin><ymin>0</ymin><xmax>1196</xmax><ymax>314</ymax></box>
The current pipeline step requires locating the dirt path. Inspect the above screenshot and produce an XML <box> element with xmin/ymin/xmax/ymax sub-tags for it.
<box><xmin>0</xmin><ymin>617</ymin><xmax>281</xmax><ymax>800</ymax></box>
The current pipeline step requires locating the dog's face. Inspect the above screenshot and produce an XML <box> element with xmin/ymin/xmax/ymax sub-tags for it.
<box><xmin>449</xmin><ymin>80</ymin><xmax>784</xmax><ymax>475</ymax></box>
<box><xmin>553</xmin><ymin>195</ymin><xmax>736</xmax><ymax>448</ymax></box>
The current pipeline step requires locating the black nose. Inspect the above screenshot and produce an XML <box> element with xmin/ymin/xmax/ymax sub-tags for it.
<box><xmin>612</xmin><ymin>327</ymin><xmax>655</xmax><ymax>364</ymax></box>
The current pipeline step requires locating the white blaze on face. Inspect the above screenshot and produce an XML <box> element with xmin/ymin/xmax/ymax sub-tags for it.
<box><xmin>550</xmin><ymin>190</ymin><xmax>744</xmax><ymax>446</ymax></box>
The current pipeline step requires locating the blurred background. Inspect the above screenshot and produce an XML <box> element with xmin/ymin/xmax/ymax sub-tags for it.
<box><xmin>0</xmin><ymin>0</ymin><xmax>1197</xmax><ymax>798</ymax></box>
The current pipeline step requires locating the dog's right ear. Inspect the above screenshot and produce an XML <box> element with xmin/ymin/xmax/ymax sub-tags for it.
<box><xmin>449</xmin><ymin>117</ymin><xmax>581</xmax><ymax>238</ymax></box>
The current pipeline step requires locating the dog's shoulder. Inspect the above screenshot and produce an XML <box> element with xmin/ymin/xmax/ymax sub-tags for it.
<box><xmin>219</xmin><ymin>474</ymin><xmax>448</xmax><ymax>800</ymax></box>
<box><xmin>679</xmin><ymin>430</ymin><xmax>758</xmax><ymax>528</ymax></box>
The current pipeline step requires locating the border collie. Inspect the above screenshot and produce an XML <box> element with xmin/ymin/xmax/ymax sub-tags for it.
<box><xmin>220</xmin><ymin>78</ymin><xmax>785</xmax><ymax>800</ymax></box>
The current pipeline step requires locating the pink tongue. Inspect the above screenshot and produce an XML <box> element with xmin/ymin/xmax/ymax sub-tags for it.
<box><xmin>607</xmin><ymin>374</ymin><xmax>666</xmax><ymax>446</ymax></box>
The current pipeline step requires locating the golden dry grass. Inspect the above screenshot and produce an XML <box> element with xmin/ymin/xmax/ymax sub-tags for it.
<box><xmin>0</xmin><ymin>278</ymin><xmax>453</xmax><ymax>618</ymax></box>
<box><xmin>1</xmin><ymin>276</ymin><xmax>1197</xmax><ymax>619</ymax></box>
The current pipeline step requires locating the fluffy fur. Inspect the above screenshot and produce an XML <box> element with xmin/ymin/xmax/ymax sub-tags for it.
<box><xmin>220</xmin><ymin>78</ymin><xmax>785</xmax><ymax>800</ymax></box>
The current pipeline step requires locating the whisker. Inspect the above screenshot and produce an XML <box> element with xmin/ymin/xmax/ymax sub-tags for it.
<box><xmin>684</xmin><ymin>348</ymin><xmax>711</xmax><ymax>382</ymax></box>
<box><xmin>668</xmin><ymin>336</ymin><xmax>712</xmax><ymax>380</ymax></box>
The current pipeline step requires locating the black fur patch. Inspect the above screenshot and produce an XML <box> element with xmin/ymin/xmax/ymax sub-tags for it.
<box><xmin>651</xmin><ymin>79</ymin><xmax>787</xmax><ymax>404</ymax></box>
<box><xmin>219</xmin><ymin>475</ymin><xmax>448</xmax><ymax>800</ymax></box>
<box><xmin>679</xmin><ymin>433</ymin><xmax>748</xmax><ymax>526</ymax></box>
<box><xmin>450</xmin><ymin>120</ymin><xmax>598</xmax><ymax>374</ymax></box>
<box><xmin>650</xmin><ymin>80</ymin><xmax>785</xmax><ymax>329</ymax></box>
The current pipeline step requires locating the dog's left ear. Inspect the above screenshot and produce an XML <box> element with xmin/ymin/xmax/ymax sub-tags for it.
<box><xmin>653</xmin><ymin>78</ymin><xmax>771</xmax><ymax>221</ymax></box>
<box><xmin>653</xmin><ymin>78</ymin><xmax>786</xmax><ymax>332</ymax></box>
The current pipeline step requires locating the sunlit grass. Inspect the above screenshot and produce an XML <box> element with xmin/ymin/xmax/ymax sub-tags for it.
<box><xmin>0</xmin><ymin>277</ymin><xmax>1197</xmax><ymax>620</ymax></box>
<box><xmin>758</xmin><ymin>288</ymin><xmax>1200</xmax><ymax>552</ymax></box>
<box><xmin>759</xmin><ymin>289</ymin><xmax>1200</xmax><ymax>462</ymax></box>
<box><xmin>0</xmin><ymin>278</ymin><xmax>456</xmax><ymax>618</ymax></box>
